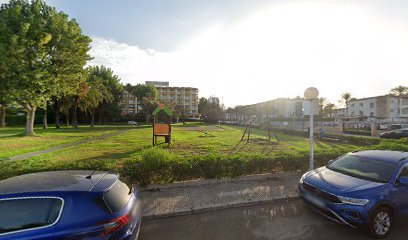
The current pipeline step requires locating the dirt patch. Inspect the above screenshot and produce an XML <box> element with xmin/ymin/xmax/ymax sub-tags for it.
<box><xmin>177</xmin><ymin>126</ymin><xmax>225</xmax><ymax>131</ymax></box>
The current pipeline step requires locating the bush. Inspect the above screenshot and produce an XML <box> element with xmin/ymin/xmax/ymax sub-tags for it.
<box><xmin>120</xmin><ymin>137</ymin><xmax>408</xmax><ymax>186</ymax></box>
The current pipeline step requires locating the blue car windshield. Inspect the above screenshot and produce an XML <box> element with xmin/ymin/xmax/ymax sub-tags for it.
<box><xmin>327</xmin><ymin>155</ymin><xmax>397</xmax><ymax>183</ymax></box>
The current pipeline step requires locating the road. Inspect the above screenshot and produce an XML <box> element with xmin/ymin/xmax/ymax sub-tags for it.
<box><xmin>139</xmin><ymin>199</ymin><xmax>408</xmax><ymax>240</ymax></box>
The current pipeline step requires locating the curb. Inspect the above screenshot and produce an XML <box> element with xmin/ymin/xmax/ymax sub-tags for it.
<box><xmin>142</xmin><ymin>195</ymin><xmax>300</xmax><ymax>220</ymax></box>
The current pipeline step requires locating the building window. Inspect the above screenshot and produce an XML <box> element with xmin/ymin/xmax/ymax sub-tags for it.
<box><xmin>370</xmin><ymin>102</ymin><xmax>374</xmax><ymax>108</ymax></box>
<box><xmin>370</xmin><ymin>112</ymin><xmax>374</xmax><ymax>117</ymax></box>
<box><xmin>128</xmin><ymin>105</ymin><xmax>135</xmax><ymax>108</ymax></box>
<box><xmin>359</xmin><ymin>111</ymin><xmax>363</xmax><ymax>115</ymax></box>
<box><xmin>129</xmin><ymin>100</ymin><xmax>134</xmax><ymax>104</ymax></box>
<box><xmin>359</xmin><ymin>103</ymin><xmax>364</xmax><ymax>107</ymax></box>
<box><xmin>351</xmin><ymin>103</ymin><xmax>355</xmax><ymax>107</ymax></box>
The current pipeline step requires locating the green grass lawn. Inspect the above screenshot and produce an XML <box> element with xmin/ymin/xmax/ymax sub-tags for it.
<box><xmin>0</xmin><ymin>125</ymin><xmax>134</xmax><ymax>159</ymax></box>
<box><xmin>0</xmin><ymin>123</ymin><xmax>406</xmax><ymax>184</ymax></box>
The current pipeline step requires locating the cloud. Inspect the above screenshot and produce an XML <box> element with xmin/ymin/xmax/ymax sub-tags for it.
<box><xmin>89</xmin><ymin>2</ymin><xmax>408</xmax><ymax>107</ymax></box>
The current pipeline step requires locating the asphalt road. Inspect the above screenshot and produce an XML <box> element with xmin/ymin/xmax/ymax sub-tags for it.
<box><xmin>139</xmin><ymin>199</ymin><xmax>408</xmax><ymax>240</ymax></box>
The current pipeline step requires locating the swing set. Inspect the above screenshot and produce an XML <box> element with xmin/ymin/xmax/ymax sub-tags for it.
<box><xmin>240</xmin><ymin>116</ymin><xmax>280</xmax><ymax>143</ymax></box>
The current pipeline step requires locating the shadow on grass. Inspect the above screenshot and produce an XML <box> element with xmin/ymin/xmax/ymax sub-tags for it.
<box><xmin>0</xmin><ymin>133</ymin><xmax>25</xmax><ymax>139</ymax></box>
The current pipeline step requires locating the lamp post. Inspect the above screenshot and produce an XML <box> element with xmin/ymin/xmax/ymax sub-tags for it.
<box><xmin>304</xmin><ymin>87</ymin><xmax>319</xmax><ymax>171</ymax></box>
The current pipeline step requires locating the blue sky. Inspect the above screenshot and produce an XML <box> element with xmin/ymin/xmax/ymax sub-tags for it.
<box><xmin>2</xmin><ymin>0</ymin><xmax>408</xmax><ymax>107</ymax></box>
<box><xmin>44</xmin><ymin>0</ymin><xmax>273</xmax><ymax>51</ymax></box>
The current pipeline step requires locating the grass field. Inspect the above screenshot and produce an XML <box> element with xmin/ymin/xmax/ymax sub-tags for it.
<box><xmin>0</xmin><ymin>123</ymin><xmax>407</xmax><ymax>185</ymax></box>
<box><xmin>0</xmin><ymin>126</ymin><xmax>132</xmax><ymax>159</ymax></box>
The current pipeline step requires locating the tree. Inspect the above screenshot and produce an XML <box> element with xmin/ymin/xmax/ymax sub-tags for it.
<box><xmin>318</xmin><ymin>97</ymin><xmax>327</xmax><ymax>117</ymax></box>
<box><xmin>78</xmin><ymin>67</ymin><xmax>114</xmax><ymax>127</ymax></box>
<box><xmin>140</xmin><ymin>97</ymin><xmax>160</xmax><ymax>123</ymax></box>
<box><xmin>390</xmin><ymin>86</ymin><xmax>408</xmax><ymax>115</ymax></box>
<box><xmin>324</xmin><ymin>103</ymin><xmax>336</xmax><ymax>118</ymax></box>
<box><xmin>93</xmin><ymin>66</ymin><xmax>123</xmax><ymax>124</ymax></box>
<box><xmin>198</xmin><ymin>97</ymin><xmax>224</xmax><ymax>122</ymax></box>
<box><xmin>127</xmin><ymin>84</ymin><xmax>158</xmax><ymax>121</ymax></box>
<box><xmin>0</xmin><ymin>0</ymin><xmax>91</xmax><ymax>135</ymax></box>
<box><xmin>340</xmin><ymin>92</ymin><xmax>352</xmax><ymax>116</ymax></box>
<box><xmin>47</xmin><ymin>10</ymin><xmax>91</xmax><ymax>129</ymax></box>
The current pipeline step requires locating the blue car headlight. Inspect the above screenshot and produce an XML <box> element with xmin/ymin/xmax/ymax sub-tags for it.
<box><xmin>337</xmin><ymin>196</ymin><xmax>369</xmax><ymax>206</ymax></box>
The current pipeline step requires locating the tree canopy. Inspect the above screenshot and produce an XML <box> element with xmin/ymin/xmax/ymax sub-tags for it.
<box><xmin>0</xmin><ymin>0</ymin><xmax>91</xmax><ymax>135</ymax></box>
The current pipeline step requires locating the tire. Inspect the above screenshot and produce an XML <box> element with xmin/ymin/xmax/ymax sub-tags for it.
<box><xmin>368</xmin><ymin>207</ymin><xmax>393</xmax><ymax>239</ymax></box>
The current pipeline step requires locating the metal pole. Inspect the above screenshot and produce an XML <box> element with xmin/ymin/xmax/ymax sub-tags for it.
<box><xmin>309</xmin><ymin>100</ymin><xmax>314</xmax><ymax>171</ymax></box>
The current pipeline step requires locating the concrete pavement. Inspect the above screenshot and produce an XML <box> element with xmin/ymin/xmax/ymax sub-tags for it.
<box><xmin>139</xmin><ymin>199</ymin><xmax>408</xmax><ymax>240</ymax></box>
<box><xmin>140</xmin><ymin>172</ymin><xmax>302</xmax><ymax>219</ymax></box>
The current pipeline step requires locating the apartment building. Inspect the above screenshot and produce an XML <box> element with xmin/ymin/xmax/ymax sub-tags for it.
<box><xmin>156</xmin><ymin>86</ymin><xmax>199</xmax><ymax>118</ymax></box>
<box><xmin>120</xmin><ymin>90</ymin><xmax>140</xmax><ymax>115</ymax></box>
<box><xmin>346</xmin><ymin>95</ymin><xmax>408</xmax><ymax>121</ymax></box>
<box><xmin>145</xmin><ymin>81</ymin><xmax>169</xmax><ymax>87</ymax></box>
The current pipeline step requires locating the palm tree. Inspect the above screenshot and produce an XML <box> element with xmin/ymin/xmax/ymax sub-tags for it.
<box><xmin>318</xmin><ymin>97</ymin><xmax>327</xmax><ymax>117</ymax></box>
<box><xmin>79</xmin><ymin>68</ymin><xmax>114</xmax><ymax>127</ymax></box>
<box><xmin>324</xmin><ymin>103</ymin><xmax>336</xmax><ymax>118</ymax></box>
<box><xmin>340</xmin><ymin>92</ymin><xmax>352</xmax><ymax>116</ymax></box>
<box><xmin>390</xmin><ymin>86</ymin><xmax>408</xmax><ymax>115</ymax></box>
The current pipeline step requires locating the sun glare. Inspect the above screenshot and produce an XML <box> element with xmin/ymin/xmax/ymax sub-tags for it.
<box><xmin>168</xmin><ymin>2</ymin><xmax>408</xmax><ymax>106</ymax></box>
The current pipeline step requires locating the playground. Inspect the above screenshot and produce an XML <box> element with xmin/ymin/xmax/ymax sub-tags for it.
<box><xmin>0</xmin><ymin>121</ymin><xmax>406</xmax><ymax>184</ymax></box>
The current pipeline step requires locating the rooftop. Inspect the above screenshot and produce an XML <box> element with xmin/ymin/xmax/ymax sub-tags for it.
<box><xmin>0</xmin><ymin>170</ymin><xmax>117</xmax><ymax>195</ymax></box>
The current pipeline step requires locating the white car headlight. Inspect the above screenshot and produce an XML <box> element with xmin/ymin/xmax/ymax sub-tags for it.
<box><xmin>338</xmin><ymin>196</ymin><xmax>369</xmax><ymax>206</ymax></box>
<box><xmin>299</xmin><ymin>172</ymin><xmax>309</xmax><ymax>184</ymax></box>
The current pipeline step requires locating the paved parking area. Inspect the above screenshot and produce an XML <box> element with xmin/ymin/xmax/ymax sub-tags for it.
<box><xmin>139</xmin><ymin>199</ymin><xmax>408</xmax><ymax>240</ymax></box>
<box><xmin>140</xmin><ymin>172</ymin><xmax>301</xmax><ymax>218</ymax></box>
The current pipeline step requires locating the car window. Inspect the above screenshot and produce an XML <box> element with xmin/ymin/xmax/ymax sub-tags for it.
<box><xmin>400</xmin><ymin>166</ymin><xmax>408</xmax><ymax>177</ymax></box>
<box><xmin>0</xmin><ymin>198</ymin><xmax>63</xmax><ymax>235</ymax></box>
<box><xmin>103</xmin><ymin>181</ymin><xmax>131</xmax><ymax>212</ymax></box>
<box><xmin>327</xmin><ymin>155</ymin><xmax>398</xmax><ymax>183</ymax></box>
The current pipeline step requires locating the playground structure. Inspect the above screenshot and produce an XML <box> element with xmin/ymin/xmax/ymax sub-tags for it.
<box><xmin>240</xmin><ymin>116</ymin><xmax>280</xmax><ymax>143</ymax></box>
<box><xmin>152</xmin><ymin>103</ymin><xmax>173</xmax><ymax>146</ymax></box>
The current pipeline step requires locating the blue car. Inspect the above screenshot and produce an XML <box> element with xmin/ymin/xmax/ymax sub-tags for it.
<box><xmin>0</xmin><ymin>170</ymin><xmax>141</xmax><ymax>240</ymax></box>
<box><xmin>299</xmin><ymin>150</ymin><xmax>408</xmax><ymax>239</ymax></box>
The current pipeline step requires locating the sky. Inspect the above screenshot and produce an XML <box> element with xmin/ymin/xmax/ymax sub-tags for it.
<box><xmin>2</xmin><ymin>0</ymin><xmax>408</xmax><ymax>107</ymax></box>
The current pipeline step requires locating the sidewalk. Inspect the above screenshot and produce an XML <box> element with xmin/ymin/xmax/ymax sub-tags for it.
<box><xmin>140</xmin><ymin>172</ymin><xmax>302</xmax><ymax>219</ymax></box>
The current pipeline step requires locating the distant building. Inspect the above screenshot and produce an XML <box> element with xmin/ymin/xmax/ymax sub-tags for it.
<box><xmin>121</xmin><ymin>82</ymin><xmax>200</xmax><ymax>118</ymax></box>
<box><xmin>226</xmin><ymin>98</ymin><xmax>319</xmax><ymax>122</ymax></box>
<box><xmin>157</xmin><ymin>86</ymin><xmax>199</xmax><ymax>118</ymax></box>
<box><xmin>346</xmin><ymin>95</ymin><xmax>408</xmax><ymax>122</ymax></box>
<box><xmin>334</xmin><ymin>108</ymin><xmax>346</xmax><ymax>119</ymax></box>
<box><xmin>121</xmin><ymin>90</ymin><xmax>141</xmax><ymax>115</ymax></box>
<box><xmin>145</xmin><ymin>81</ymin><xmax>169</xmax><ymax>87</ymax></box>
<box><xmin>208</xmin><ymin>96</ymin><xmax>220</xmax><ymax>105</ymax></box>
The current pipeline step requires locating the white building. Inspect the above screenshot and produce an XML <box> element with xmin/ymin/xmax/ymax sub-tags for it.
<box><xmin>346</xmin><ymin>95</ymin><xmax>408</xmax><ymax>121</ymax></box>
<box><xmin>156</xmin><ymin>86</ymin><xmax>199</xmax><ymax>118</ymax></box>
<box><xmin>226</xmin><ymin>98</ymin><xmax>319</xmax><ymax>122</ymax></box>
<box><xmin>208</xmin><ymin>96</ymin><xmax>220</xmax><ymax>105</ymax></box>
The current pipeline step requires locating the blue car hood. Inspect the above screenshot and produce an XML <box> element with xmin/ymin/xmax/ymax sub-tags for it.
<box><xmin>305</xmin><ymin>167</ymin><xmax>385</xmax><ymax>193</ymax></box>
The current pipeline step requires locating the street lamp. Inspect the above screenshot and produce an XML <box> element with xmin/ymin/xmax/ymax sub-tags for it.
<box><xmin>304</xmin><ymin>87</ymin><xmax>319</xmax><ymax>171</ymax></box>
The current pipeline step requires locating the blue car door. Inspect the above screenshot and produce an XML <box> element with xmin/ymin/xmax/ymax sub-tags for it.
<box><xmin>1</xmin><ymin>227</ymin><xmax>57</xmax><ymax>240</ymax></box>
<box><xmin>391</xmin><ymin>165</ymin><xmax>408</xmax><ymax>216</ymax></box>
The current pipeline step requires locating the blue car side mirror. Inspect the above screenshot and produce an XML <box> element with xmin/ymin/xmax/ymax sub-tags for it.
<box><xmin>399</xmin><ymin>176</ymin><xmax>408</xmax><ymax>185</ymax></box>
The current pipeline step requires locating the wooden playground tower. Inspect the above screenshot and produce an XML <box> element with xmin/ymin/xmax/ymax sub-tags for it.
<box><xmin>152</xmin><ymin>103</ymin><xmax>173</xmax><ymax>146</ymax></box>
